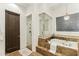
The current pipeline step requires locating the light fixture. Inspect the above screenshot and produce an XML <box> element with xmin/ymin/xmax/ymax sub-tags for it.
<box><xmin>64</xmin><ymin>4</ymin><xmax>70</xmax><ymax>20</ymax></box>
<box><xmin>64</xmin><ymin>14</ymin><xmax>70</xmax><ymax>20</ymax></box>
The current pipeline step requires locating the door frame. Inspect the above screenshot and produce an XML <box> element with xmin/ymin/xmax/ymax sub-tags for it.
<box><xmin>5</xmin><ymin>10</ymin><xmax>20</xmax><ymax>53</ymax></box>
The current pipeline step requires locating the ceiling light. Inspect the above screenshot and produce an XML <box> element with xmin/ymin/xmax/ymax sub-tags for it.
<box><xmin>64</xmin><ymin>15</ymin><xmax>70</xmax><ymax>20</ymax></box>
<box><xmin>64</xmin><ymin>4</ymin><xmax>70</xmax><ymax>20</ymax></box>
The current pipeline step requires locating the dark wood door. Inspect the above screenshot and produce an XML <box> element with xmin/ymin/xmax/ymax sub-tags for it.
<box><xmin>5</xmin><ymin>10</ymin><xmax>20</xmax><ymax>53</ymax></box>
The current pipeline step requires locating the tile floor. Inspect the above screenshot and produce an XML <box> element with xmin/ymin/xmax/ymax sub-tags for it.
<box><xmin>6</xmin><ymin>50</ymin><xmax>43</xmax><ymax>56</ymax></box>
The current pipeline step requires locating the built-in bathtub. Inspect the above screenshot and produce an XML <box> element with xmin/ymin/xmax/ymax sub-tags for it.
<box><xmin>48</xmin><ymin>39</ymin><xmax>78</xmax><ymax>54</ymax></box>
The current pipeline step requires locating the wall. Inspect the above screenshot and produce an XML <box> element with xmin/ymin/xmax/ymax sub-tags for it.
<box><xmin>0</xmin><ymin>4</ymin><xmax>26</xmax><ymax>56</ymax></box>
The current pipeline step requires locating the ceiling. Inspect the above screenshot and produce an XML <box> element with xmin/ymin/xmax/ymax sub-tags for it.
<box><xmin>16</xmin><ymin>3</ymin><xmax>61</xmax><ymax>10</ymax></box>
<box><xmin>16</xmin><ymin>3</ymin><xmax>33</xmax><ymax>8</ymax></box>
<box><xmin>16</xmin><ymin>3</ymin><xmax>33</xmax><ymax>10</ymax></box>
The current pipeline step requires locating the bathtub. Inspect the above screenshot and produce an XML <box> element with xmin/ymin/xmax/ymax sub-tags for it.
<box><xmin>48</xmin><ymin>39</ymin><xmax>78</xmax><ymax>54</ymax></box>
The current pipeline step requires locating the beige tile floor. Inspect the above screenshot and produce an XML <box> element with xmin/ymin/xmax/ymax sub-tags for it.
<box><xmin>6</xmin><ymin>50</ymin><xmax>43</xmax><ymax>56</ymax></box>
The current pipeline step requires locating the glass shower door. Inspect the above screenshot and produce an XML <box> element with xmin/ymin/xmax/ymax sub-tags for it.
<box><xmin>26</xmin><ymin>14</ymin><xmax>32</xmax><ymax>50</ymax></box>
<box><xmin>39</xmin><ymin>13</ymin><xmax>52</xmax><ymax>38</ymax></box>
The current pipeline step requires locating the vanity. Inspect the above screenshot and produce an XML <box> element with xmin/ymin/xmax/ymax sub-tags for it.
<box><xmin>36</xmin><ymin>35</ymin><xmax>79</xmax><ymax>56</ymax></box>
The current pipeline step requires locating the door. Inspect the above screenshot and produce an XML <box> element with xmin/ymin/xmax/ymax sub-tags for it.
<box><xmin>26</xmin><ymin>14</ymin><xmax>32</xmax><ymax>50</ymax></box>
<box><xmin>5</xmin><ymin>10</ymin><xmax>20</xmax><ymax>53</ymax></box>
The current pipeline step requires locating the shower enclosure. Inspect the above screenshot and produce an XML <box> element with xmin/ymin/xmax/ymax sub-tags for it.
<box><xmin>39</xmin><ymin>13</ymin><xmax>52</xmax><ymax>38</ymax></box>
<box><xmin>26</xmin><ymin>14</ymin><xmax>32</xmax><ymax>50</ymax></box>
